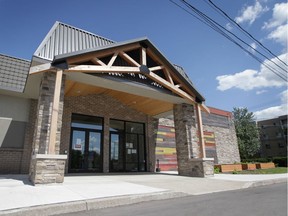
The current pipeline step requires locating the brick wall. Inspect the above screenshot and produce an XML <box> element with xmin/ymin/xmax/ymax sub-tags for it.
<box><xmin>0</xmin><ymin>99</ymin><xmax>37</xmax><ymax>174</ymax></box>
<box><xmin>0</xmin><ymin>149</ymin><xmax>23</xmax><ymax>173</ymax></box>
<box><xmin>20</xmin><ymin>99</ymin><xmax>38</xmax><ymax>173</ymax></box>
<box><xmin>61</xmin><ymin>93</ymin><xmax>156</xmax><ymax>173</ymax></box>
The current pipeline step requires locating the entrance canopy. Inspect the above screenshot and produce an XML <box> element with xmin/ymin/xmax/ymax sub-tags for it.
<box><xmin>29</xmin><ymin>21</ymin><xmax>208</xmax><ymax>117</ymax></box>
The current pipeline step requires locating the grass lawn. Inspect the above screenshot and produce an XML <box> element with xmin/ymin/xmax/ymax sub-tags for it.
<box><xmin>235</xmin><ymin>167</ymin><xmax>288</xmax><ymax>174</ymax></box>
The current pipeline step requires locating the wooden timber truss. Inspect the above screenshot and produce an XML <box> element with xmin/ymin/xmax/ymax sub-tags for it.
<box><xmin>30</xmin><ymin>41</ymin><xmax>209</xmax><ymax>113</ymax></box>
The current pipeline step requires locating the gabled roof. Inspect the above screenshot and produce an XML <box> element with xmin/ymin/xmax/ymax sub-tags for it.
<box><xmin>33</xmin><ymin>21</ymin><xmax>115</xmax><ymax>61</ymax></box>
<box><xmin>33</xmin><ymin>22</ymin><xmax>202</xmax><ymax>98</ymax></box>
<box><xmin>0</xmin><ymin>54</ymin><xmax>30</xmax><ymax>92</ymax></box>
<box><xmin>52</xmin><ymin>36</ymin><xmax>205</xmax><ymax>102</ymax></box>
<box><xmin>30</xmin><ymin>21</ymin><xmax>205</xmax><ymax>103</ymax></box>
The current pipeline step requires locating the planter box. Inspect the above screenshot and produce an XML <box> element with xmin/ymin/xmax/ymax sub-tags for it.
<box><xmin>242</xmin><ymin>163</ymin><xmax>257</xmax><ymax>170</ymax></box>
<box><xmin>256</xmin><ymin>162</ymin><xmax>275</xmax><ymax>169</ymax></box>
<box><xmin>215</xmin><ymin>164</ymin><xmax>242</xmax><ymax>173</ymax></box>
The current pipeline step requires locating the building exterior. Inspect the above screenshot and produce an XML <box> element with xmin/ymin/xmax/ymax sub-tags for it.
<box><xmin>156</xmin><ymin>107</ymin><xmax>240</xmax><ymax>171</ymax></box>
<box><xmin>258</xmin><ymin>115</ymin><xmax>287</xmax><ymax>158</ymax></box>
<box><xmin>0</xmin><ymin>21</ymin><xmax>217</xmax><ymax>184</ymax></box>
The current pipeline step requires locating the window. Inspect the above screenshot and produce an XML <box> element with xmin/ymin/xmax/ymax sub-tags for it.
<box><xmin>265</xmin><ymin>144</ymin><xmax>271</xmax><ymax>149</ymax></box>
<box><xmin>69</xmin><ymin>114</ymin><xmax>103</xmax><ymax>172</ymax></box>
<box><xmin>71</xmin><ymin>114</ymin><xmax>103</xmax><ymax>130</ymax></box>
<box><xmin>278</xmin><ymin>143</ymin><xmax>285</xmax><ymax>148</ymax></box>
<box><xmin>109</xmin><ymin>119</ymin><xmax>146</xmax><ymax>172</ymax></box>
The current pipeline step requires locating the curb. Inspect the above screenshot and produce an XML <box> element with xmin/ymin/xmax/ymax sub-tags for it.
<box><xmin>0</xmin><ymin>191</ymin><xmax>187</xmax><ymax>216</ymax></box>
<box><xmin>243</xmin><ymin>177</ymin><xmax>287</xmax><ymax>189</ymax></box>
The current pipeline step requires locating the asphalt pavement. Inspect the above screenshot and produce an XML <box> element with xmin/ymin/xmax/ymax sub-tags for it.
<box><xmin>0</xmin><ymin>172</ymin><xmax>287</xmax><ymax>216</ymax></box>
<box><xmin>59</xmin><ymin>182</ymin><xmax>287</xmax><ymax>216</ymax></box>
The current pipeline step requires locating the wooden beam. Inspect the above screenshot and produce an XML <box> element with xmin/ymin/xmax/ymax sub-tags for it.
<box><xmin>195</xmin><ymin>103</ymin><xmax>206</xmax><ymax>158</ymax></box>
<box><xmin>67</xmin><ymin>43</ymin><xmax>141</xmax><ymax>64</ymax></box>
<box><xmin>29</xmin><ymin>63</ymin><xmax>53</xmax><ymax>74</ymax></box>
<box><xmin>48</xmin><ymin>70</ymin><xmax>63</xmax><ymax>154</ymax></box>
<box><xmin>163</xmin><ymin>69</ymin><xmax>174</xmax><ymax>85</ymax></box>
<box><xmin>119</xmin><ymin>51</ymin><xmax>140</xmax><ymax>67</ymax></box>
<box><xmin>146</xmin><ymin>71</ymin><xmax>195</xmax><ymax>104</ymax></box>
<box><xmin>141</xmin><ymin>47</ymin><xmax>147</xmax><ymax>65</ymax></box>
<box><xmin>66</xmin><ymin>65</ymin><xmax>141</xmax><ymax>73</ymax></box>
<box><xmin>201</xmin><ymin>103</ymin><xmax>210</xmax><ymax>114</ymax></box>
<box><xmin>149</xmin><ymin>66</ymin><xmax>164</xmax><ymax>72</ymax></box>
<box><xmin>108</xmin><ymin>52</ymin><xmax>118</xmax><ymax>67</ymax></box>
<box><xmin>91</xmin><ymin>57</ymin><xmax>106</xmax><ymax>66</ymax></box>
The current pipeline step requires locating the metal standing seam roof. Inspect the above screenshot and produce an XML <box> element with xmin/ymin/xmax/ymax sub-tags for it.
<box><xmin>0</xmin><ymin>54</ymin><xmax>30</xmax><ymax>92</ymax></box>
<box><xmin>33</xmin><ymin>21</ymin><xmax>115</xmax><ymax>61</ymax></box>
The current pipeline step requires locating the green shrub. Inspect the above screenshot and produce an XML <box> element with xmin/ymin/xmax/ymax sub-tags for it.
<box><xmin>214</xmin><ymin>167</ymin><xmax>220</xmax><ymax>174</ymax></box>
<box><xmin>272</xmin><ymin>157</ymin><xmax>288</xmax><ymax>167</ymax></box>
<box><xmin>242</xmin><ymin>158</ymin><xmax>271</xmax><ymax>163</ymax></box>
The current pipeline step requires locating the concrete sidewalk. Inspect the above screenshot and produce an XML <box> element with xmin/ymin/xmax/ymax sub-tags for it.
<box><xmin>0</xmin><ymin>172</ymin><xmax>287</xmax><ymax>216</ymax></box>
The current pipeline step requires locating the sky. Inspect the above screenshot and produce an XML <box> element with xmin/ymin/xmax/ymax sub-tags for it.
<box><xmin>0</xmin><ymin>0</ymin><xmax>287</xmax><ymax>121</ymax></box>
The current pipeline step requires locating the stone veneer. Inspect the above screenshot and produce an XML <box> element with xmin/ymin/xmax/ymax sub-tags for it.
<box><xmin>29</xmin><ymin>71</ymin><xmax>67</xmax><ymax>184</ymax></box>
<box><xmin>30</xmin><ymin>154</ymin><xmax>66</xmax><ymax>184</ymax></box>
<box><xmin>173</xmin><ymin>103</ymin><xmax>214</xmax><ymax>177</ymax></box>
<box><xmin>158</xmin><ymin>107</ymin><xmax>240</xmax><ymax>165</ymax></box>
<box><xmin>204</xmin><ymin>124</ymin><xmax>240</xmax><ymax>164</ymax></box>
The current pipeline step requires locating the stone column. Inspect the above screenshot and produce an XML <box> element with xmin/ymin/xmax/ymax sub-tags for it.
<box><xmin>29</xmin><ymin>71</ymin><xmax>67</xmax><ymax>184</ymax></box>
<box><xmin>102</xmin><ymin>116</ymin><xmax>110</xmax><ymax>173</ymax></box>
<box><xmin>173</xmin><ymin>103</ymin><xmax>214</xmax><ymax>177</ymax></box>
<box><xmin>146</xmin><ymin>117</ymin><xmax>159</xmax><ymax>172</ymax></box>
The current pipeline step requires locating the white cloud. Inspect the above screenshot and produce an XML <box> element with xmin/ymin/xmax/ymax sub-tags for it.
<box><xmin>235</xmin><ymin>1</ymin><xmax>269</xmax><ymax>25</ymax></box>
<box><xmin>254</xmin><ymin>89</ymin><xmax>288</xmax><ymax>120</ymax></box>
<box><xmin>267</xmin><ymin>24</ymin><xmax>288</xmax><ymax>46</ymax></box>
<box><xmin>216</xmin><ymin>53</ymin><xmax>287</xmax><ymax>91</ymax></box>
<box><xmin>248</xmin><ymin>42</ymin><xmax>257</xmax><ymax>54</ymax></box>
<box><xmin>262</xmin><ymin>2</ymin><xmax>288</xmax><ymax>29</ymax></box>
<box><xmin>262</xmin><ymin>2</ymin><xmax>288</xmax><ymax>47</ymax></box>
<box><xmin>256</xmin><ymin>89</ymin><xmax>267</xmax><ymax>95</ymax></box>
<box><xmin>225</xmin><ymin>23</ymin><xmax>233</xmax><ymax>31</ymax></box>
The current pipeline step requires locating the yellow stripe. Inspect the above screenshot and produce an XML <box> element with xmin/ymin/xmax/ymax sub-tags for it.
<box><xmin>156</xmin><ymin>147</ymin><xmax>176</xmax><ymax>155</ymax></box>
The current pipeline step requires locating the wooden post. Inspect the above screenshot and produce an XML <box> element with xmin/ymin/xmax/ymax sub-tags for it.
<box><xmin>196</xmin><ymin>103</ymin><xmax>206</xmax><ymax>158</ymax></box>
<box><xmin>141</xmin><ymin>47</ymin><xmax>147</xmax><ymax>65</ymax></box>
<box><xmin>48</xmin><ymin>70</ymin><xmax>63</xmax><ymax>154</ymax></box>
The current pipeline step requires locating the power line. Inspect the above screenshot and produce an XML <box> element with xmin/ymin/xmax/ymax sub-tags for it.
<box><xmin>169</xmin><ymin>0</ymin><xmax>287</xmax><ymax>81</ymax></box>
<box><xmin>205</xmin><ymin>0</ymin><xmax>288</xmax><ymax>68</ymax></box>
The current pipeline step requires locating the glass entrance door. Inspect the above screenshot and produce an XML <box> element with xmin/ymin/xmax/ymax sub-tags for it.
<box><xmin>110</xmin><ymin>133</ymin><xmax>124</xmax><ymax>171</ymax></box>
<box><xmin>109</xmin><ymin>119</ymin><xmax>146</xmax><ymax>172</ymax></box>
<box><xmin>70</xmin><ymin>129</ymin><xmax>102</xmax><ymax>172</ymax></box>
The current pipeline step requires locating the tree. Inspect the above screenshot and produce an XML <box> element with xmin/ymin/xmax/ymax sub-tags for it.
<box><xmin>232</xmin><ymin>107</ymin><xmax>260</xmax><ymax>159</ymax></box>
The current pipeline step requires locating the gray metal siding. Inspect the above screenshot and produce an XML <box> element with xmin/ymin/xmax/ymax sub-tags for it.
<box><xmin>34</xmin><ymin>22</ymin><xmax>115</xmax><ymax>61</ymax></box>
<box><xmin>0</xmin><ymin>54</ymin><xmax>30</xmax><ymax>92</ymax></box>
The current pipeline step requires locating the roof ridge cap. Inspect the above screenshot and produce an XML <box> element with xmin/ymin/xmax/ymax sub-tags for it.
<box><xmin>0</xmin><ymin>53</ymin><xmax>31</xmax><ymax>62</ymax></box>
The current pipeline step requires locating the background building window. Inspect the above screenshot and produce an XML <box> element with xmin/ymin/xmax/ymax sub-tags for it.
<box><xmin>265</xmin><ymin>144</ymin><xmax>271</xmax><ymax>149</ymax></box>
